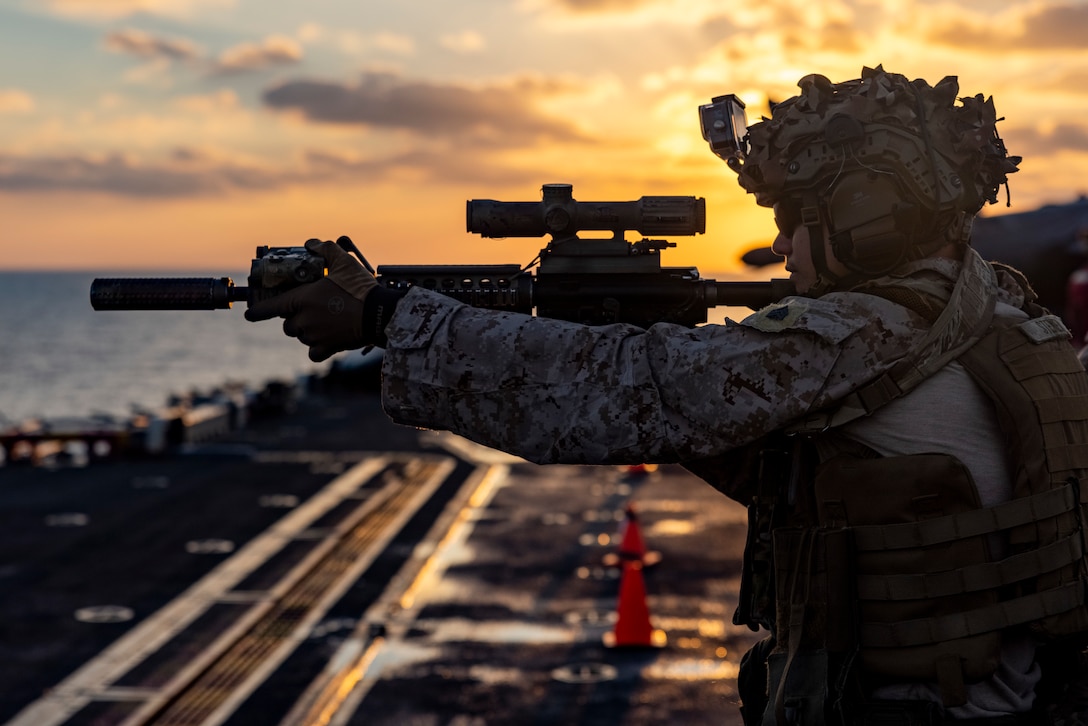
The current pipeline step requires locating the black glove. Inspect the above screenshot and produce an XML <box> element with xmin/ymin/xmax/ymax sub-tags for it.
<box><xmin>245</xmin><ymin>237</ymin><xmax>379</xmax><ymax>362</ymax></box>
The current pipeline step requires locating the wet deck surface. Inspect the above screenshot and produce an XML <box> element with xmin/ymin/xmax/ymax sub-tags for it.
<box><xmin>0</xmin><ymin>383</ymin><xmax>761</xmax><ymax>725</ymax></box>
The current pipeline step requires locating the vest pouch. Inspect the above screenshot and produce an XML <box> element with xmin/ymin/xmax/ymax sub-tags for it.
<box><xmin>814</xmin><ymin>453</ymin><xmax>1003</xmax><ymax>694</ymax></box>
<box><xmin>767</xmin><ymin>526</ymin><xmax>856</xmax><ymax>725</ymax></box>
<box><xmin>763</xmin><ymin>648</ymin><xmax>830</xmax><ymax>726</ymax></box>
<box><xmin>772</xmin><ymin>527</ymin><xmax>858</xmax><ymax>655</ymax></box>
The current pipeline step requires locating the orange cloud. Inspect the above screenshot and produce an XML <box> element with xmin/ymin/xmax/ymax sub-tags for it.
<box><xmin>0</xmin><ymin>89</ymin><xmax>35</xmax><ymax>114</ymax></box>
<box><xmin>547</xmin><ymin>0</ymin><xmax>656</xmax><ymax>10</ymax></box>
<box><xmin>213</xmin><ymin>36</ymin><xmax>303</xmax><ymax>74</ymax></box>
<box><xmin>296</xmin><ymin>24</ymin><xmax>415</xmax><ymax>57</ymax></box>
<box><xmin>1005</xmin><ymin>122</ymin><xmax>1088</xmax><ymax>157</ymax></box>
<box><xmin>439</xmin><ymin>31</ymin><xmax>486</xmax><ymax>54</ymax></box>
<box><xmin>927</xmin><ymin>2</ymin><xmax>1088</xmax><ymax>51</ymax></box>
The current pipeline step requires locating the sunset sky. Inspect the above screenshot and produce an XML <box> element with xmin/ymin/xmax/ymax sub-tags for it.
<box><xmin>2</xmin><ymin>0</ymin><xmax>1087</xmax><ymax>273</ymax></box>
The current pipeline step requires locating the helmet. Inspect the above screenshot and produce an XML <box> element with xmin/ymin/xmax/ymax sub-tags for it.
<box><xmin>722</xmin><ymin>66</ymin><xmax>1020</xmax><ymax>287</ymax></box>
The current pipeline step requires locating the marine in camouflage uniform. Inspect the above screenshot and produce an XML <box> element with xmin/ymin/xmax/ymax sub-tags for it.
<box><xmin>247</xmin><ymin>67</ymin><xmax>1088</xmax><ymax>725</ymax></box>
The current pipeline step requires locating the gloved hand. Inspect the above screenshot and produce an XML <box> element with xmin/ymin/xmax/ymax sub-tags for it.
<box><xmin>245</xmin><ymin>236</ymin><xmax>377</xmax><ymax>362</ymax></box>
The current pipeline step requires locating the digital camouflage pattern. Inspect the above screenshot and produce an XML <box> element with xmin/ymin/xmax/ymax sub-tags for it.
<box><xmin>380</xmin><ymin>248</ymin><xmax>1025</xmax><ymax>466</ymax></box>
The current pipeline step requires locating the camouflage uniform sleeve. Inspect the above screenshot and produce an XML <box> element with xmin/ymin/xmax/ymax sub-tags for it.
<box><xmin>380</xmin><ymin>288</ymin><xmax>925</xmax><ymax>465</ymax></box>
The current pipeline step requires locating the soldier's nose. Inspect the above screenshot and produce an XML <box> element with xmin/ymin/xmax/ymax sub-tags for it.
<box><xmin>771</xmin><ymin>232</ymin><xmax>792</xmax><ymax>257</ymax></box>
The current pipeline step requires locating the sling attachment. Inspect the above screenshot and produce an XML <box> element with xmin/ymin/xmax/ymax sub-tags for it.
<box><xmin>765</xmin><ymin>525</ymin><xmax>858</xmax><ymax>726</ymax></box>
<box><xmin>772</xmin><ymin>529</ymin><xmax>820</xmax><ymax>726</ymax></box>
<box><xmin>735</xmin><ymin>439</ymin><xmax>804</xmax><ymax>632</ymax></box>
<box><xmin>935</xmin><ymin>655</ymin><xmax>967</xmax><ymax>710</ymax></box>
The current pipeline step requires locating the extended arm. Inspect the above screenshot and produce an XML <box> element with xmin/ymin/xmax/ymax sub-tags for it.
<box><xmin>244</xmin><ymin>237</ymin><xmax>926</xmax><ymax>465</ymax></box>
<box><xmin>379</xmin><ymin>287</ymin><xmax>916</xmax><ymax>464</ymax></box>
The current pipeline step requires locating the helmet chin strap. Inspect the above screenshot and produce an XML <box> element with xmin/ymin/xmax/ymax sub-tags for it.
<box><xmin>800</xmin><ymin>193</ymin><xmax>859</xmax><ymax>297</ymax></box>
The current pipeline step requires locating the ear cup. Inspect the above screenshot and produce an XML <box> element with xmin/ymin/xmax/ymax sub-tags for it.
<box><xmin>825</xmin><ymin>170</ymin><xmax>919</xmax><ymax>274</ymax></box>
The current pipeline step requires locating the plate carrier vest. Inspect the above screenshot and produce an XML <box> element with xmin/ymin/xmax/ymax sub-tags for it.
<box><xmin>743</xmin><ymin>290</ymin><xmax>1088</xmax><ymax>723</ymax></box>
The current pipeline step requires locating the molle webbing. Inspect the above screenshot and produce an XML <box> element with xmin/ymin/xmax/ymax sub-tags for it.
<box><xmin>861</xmin><ymin>582</ymin><xmax>1085</xmax><ymax>649</ymax></box>
<box><xmin>857</xmin><ymin>534</ymin><xmax>1083</xmax><ymax>601</ymax></box>
<box><xmin>849</xmin><ymin>482</ymin><xmax>1087</xmax><ymax>648</ymax></box>
<box><xmin>958</xmin><ymin>313</ymin><xmax>1088</xmax><ymax>640</ymax></box>
<box><xmin>850</xmin><ymin>484</ymin><xmax>1077</xmax><ymax>551</ymax></box>
<box><xmin>814</xmin><ymin>453</ymin><xmax>1005</xmax><ymax>704</ymax></box>
<box><xmin>958</xmin><ymin>314</ymin><xmax>1088</xmax><ymax>492</ymax></box>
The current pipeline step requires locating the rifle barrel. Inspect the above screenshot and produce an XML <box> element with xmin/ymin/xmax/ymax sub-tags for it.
<box><xmin>90</xmin><ymin>277</ymin><xmax>247</xmax><ymax>310</ymax></box>
<box><xmin>709</xmin><ymin>279</ymin><xmax>795</xmax><ymax>309</ymax></box>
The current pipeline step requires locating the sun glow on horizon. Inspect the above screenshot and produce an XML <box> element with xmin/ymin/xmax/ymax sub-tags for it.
<box><xmin>0</xmin><ymin>0</ymin><xmax>1085</xmax><ymax>272</ymax></box>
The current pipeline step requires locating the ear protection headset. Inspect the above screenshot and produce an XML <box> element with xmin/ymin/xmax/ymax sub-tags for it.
<box><xmin>802</xmin><ymin>110</ymin><xmax>950</xmax><ymax>280</ymax></box>
<box><xmin>824</xmin><ymin>169</ymin><xmax>923</xmax><ymax>275</ymax></box>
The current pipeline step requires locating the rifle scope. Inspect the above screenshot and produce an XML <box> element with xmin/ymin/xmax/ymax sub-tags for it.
<box><xmin>467</xmin><ymin>183</ymin><xmax>705</xmax><ymax>238</ymax></box>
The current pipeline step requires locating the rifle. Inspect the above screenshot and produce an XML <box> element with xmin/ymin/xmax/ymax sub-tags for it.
<box><xmin>90</xmin><ymin>184</ymin><xmax>793</xmax><ymax>328</ymax></box>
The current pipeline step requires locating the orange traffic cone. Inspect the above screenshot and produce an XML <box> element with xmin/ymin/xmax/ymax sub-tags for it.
<box><xmin>603</xmin><ymin>503</ymin><xmax>661</xmax><ymax>568</ymax></box>
<box><xmin>603</xmin><ymin>560</ymin><xmax>666</xmax><ymax>648</ymax></box>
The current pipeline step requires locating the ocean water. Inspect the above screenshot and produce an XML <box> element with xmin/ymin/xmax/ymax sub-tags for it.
<box><xmin>0</xmin><ymin>271</ymin><xmax>325</xmax><ymax>424</ymax></box>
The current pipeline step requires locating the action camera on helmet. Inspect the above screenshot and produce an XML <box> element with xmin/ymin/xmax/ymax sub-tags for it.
<box><xmin>699</xmin><ymin>94</ymin><xmax>748</xmax><ymax>172</ymax></box>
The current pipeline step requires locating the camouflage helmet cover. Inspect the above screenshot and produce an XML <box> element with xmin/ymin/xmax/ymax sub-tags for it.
<box><xmin>737</xmin><ymin>65</ymin><xmax>1021</xmax><ymax>217</ymax></box>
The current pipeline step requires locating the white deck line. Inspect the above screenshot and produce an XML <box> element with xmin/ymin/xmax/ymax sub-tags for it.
<box><xmin>8</xmin><ymin>454</ymin><xmax>392</xmax><ymax>726</ymax></box>
<box><xmin>277</xmin><ymin>462</ymin><xmax>511</xmax><ymax>726</ymax></box>
<box><xmin>186</xmin><ymin>455</ymin><xmax>457</xmax><ymax>726</ymax></box>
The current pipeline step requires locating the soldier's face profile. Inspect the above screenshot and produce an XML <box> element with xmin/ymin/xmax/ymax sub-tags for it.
<box><xmin>772</xmin><ymin>202</ymin><xmax>817</xmax><ymax>293</ymax></box>
<box><xmin>771</xmin><ymin>201</ymin><xmax>847</xmax><ymax>294</ymax></box>
<box><xmin>773</xmin><ymin>228</ymin><xmax>815</xmax><ymax>293</ymax></box>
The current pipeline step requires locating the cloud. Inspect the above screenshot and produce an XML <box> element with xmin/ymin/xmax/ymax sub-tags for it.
<box><xmin>369</xmin><ymin>32</ymin><xmax>416</xmax><ymax>55</ymax></box>
<box><xmin>0</xmin><ymin>151</ymin><xmax>275</xmax><ymax>197</ymax></box>
<box><xmin>261</xmin><ymin>71</ymin><xmax>589</xmax><ymax>144</ymax></box>
<box><xmin>0</xmin><ymin>90</ymin><xmax>35</xmax><ymax>114</ymax></box>
<box><xmin>544</xmin><ymin>0</ymin><xmax>657</xmax><ymax>11</ymax></box>
<box><xmin>1019</xmin><ymin>2</ymin><xmax>1088</xmax><ymax>48</ymax></box>
<box><xmin>0</xmin><ymin>145</ymin><xmax>541</xmax><ymax>198</ymax></box>
<box><xmin>43</xmin><ymin>0</ymin><xmax>234</xmax><ymax>20</ymax></box>
<box><xmin>296</xmin><ymin>24</ymin><xmax>415</xmax><ymax>56</ymax></box>
<box><xmin>103</xmin><ymin>28</ymin><xmax>201</xmax><ymax>61</ymax></box>
<box><xmin>213</xmin><ymin>35</ymin><xmax>303</xmax><ymax>74</ymax></box>
<box><xmin>439</xmin><ymin>30</ymin><xmax>485</xmax><ymax>54</ymax></box>
<box><xmin>816</xmin><ymin>20</ymin><xmax>862</xmax><ymax>53</ymax></box>
<box><xmin>523</xmin><ymin>0</ymin><xmax>782</xmax><ymax>28</ymax></box>
<box><xmin>1005</xmin><ymin>122</ymin><xmax>1088</xmax><ymax>158</ymax></box>
<box><xmin>927</xmin><ymin>2</ymin><xmax>1088</xmax><ymax>51</ymax></box>
<box><xmin>301</xmin><ymin>148</ymin><xmax>537</xmax><ymax>187</ymax></box>
<box><xmin>1037</xmin><ymin>67</ymin><xmax>1088</xmax><ymax>96</ymax></box>
<box><xmin>104</xmin><ymin>29</ymin><xmax>304</xmax><ymax>77</ymax></box>
<box><xmin>171</xmin><ymin>89</ymin><xmax>240</xmax><ymax>112</ymax></box>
